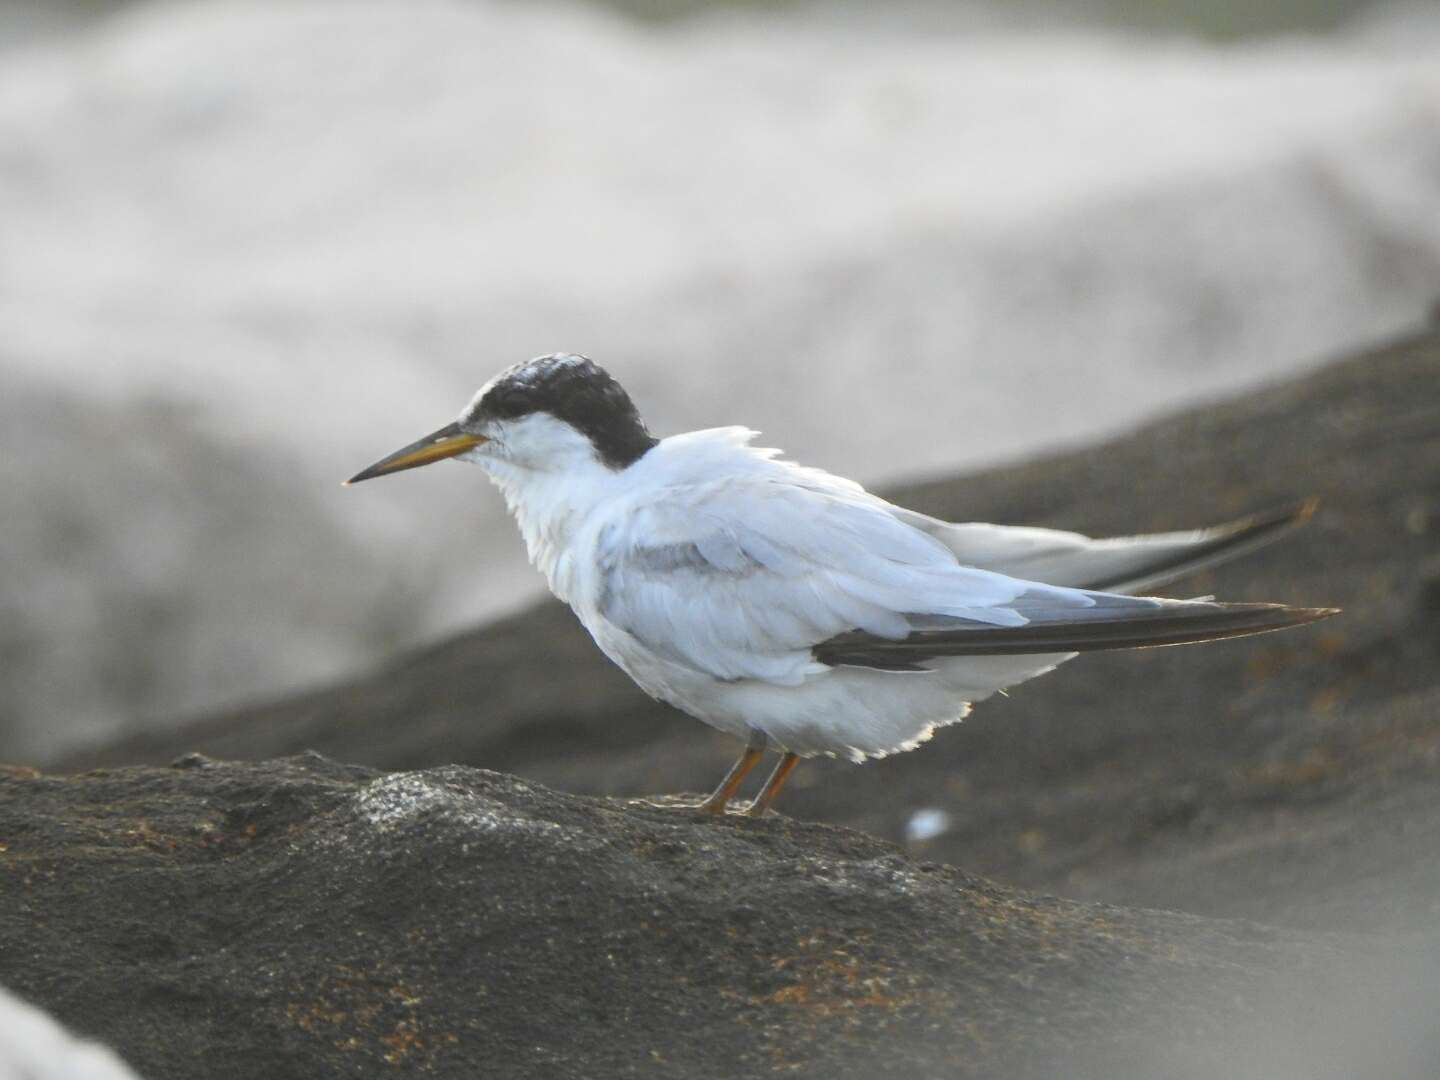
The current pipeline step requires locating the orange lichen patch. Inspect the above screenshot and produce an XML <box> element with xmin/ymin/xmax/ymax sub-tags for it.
<box><xmin>747</xmin><ymin>939</ymin><xmax>968</xmax><ymax>1073</ymax></box>
<box><xmin>72</xmin><ymin>815</ymin><xmax>268</xmax><ymax>857</ymax></box>
<box><xmin>287</xmin><ymin>1003</ymin><xmax>349</xmax><ymax>1032</ymax></box>
<box><xmin>285</xmin><ymin>966</ymin><xmax>457</xmax><ymax>1065</ymax></box>
<box><xmin>1309</xmin><ymin>687</ymin><xmax>1345</xmax><ymax>714</ymax></box>
<box><xmin>763</xmin><ymin>976</ymin><xmax>901</xmax><ymax>1016</ymax></box>
<box><xmin>120</xmin><ymin>820</ymin><xmax>183</xmax><ymax>853</ymax></box>
<box><xmin>748</xmin><ymin>934</ymin><xmax>949</xmax><ymax>1027</ymax></box>
<box><xmin>381</xmin><ymin>1022</ymin><xmax>425</xmax><ymax>1064</ymax></box>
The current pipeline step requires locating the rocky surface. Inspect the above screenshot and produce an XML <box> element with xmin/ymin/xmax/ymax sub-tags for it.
<box><xmin>70</xmin><ymin>326</ymin><xmax>1440</xmax><ymax>939</ymax></box>
<box><xmin>3</xmin><ymin>754</ymin><xmax>1438</xmax><ymax>1080</ymax></box>
<box><xmin>15</xmin><ymin>328</ymin><xmax>1440</xmax><ymax>1077</ymax></box>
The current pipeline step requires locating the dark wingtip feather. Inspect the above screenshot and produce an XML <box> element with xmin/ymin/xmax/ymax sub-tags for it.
<box><xmin>814</xmin><ymin>601</ymin><xmax>1340</xmax><ymax>667</ymax></box>
<box><xmin>1077</xmin><ymin>497</ymin><xmax>1323</xmax><ymax>592</ymax></box>
<box><xmin>1154</xmin><ymin>601</ymin><xmax>1340</xmax><ymax>644</ymax></box>
<box><xmin>1234</xmin><ymin>497</ymin><xmax>1319</xmax><ymax>530</ymax></box>
<box><xmin>1207</xmin><ymin>498</ymin><xmax>1322</xmax><ymax>548</ymax></box>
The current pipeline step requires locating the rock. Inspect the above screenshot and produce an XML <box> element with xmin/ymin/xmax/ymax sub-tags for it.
<box><xmin>0</xmin><ymin>983</ymin><xmax>142</xmax><ymax>1080</ymax></box>
<box><xmin>2</xmin><ymin>754</ymin><xmax>1437</xmax><ymax>1079</ymax></box>
<box><xmin>70</xmin><ymin>327</ymin><xmax>1440</xmax><ymax>937</ymax></box>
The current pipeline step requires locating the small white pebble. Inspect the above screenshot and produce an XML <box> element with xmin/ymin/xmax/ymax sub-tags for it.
<box><xmin>905</xmin><ymin>808</ymin><xmax>951</xmax><ymax>844</ymax></box>
<box><xmin>0</xmin><ymin>985</ymin><xmax>142</xmax><ymax>1079</ymax></box>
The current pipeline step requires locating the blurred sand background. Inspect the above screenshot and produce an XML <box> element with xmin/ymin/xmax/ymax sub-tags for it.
<box><xmin>2</xmin><ymin>0</ymin><xmax>1439</xmax><ymax>762</ymax></box>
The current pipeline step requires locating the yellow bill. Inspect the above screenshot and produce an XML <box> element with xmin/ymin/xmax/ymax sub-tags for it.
<box><xmin>344</xmin><ymin>422</ymin><xmax>486</xmax><ymax>485</ymax></box>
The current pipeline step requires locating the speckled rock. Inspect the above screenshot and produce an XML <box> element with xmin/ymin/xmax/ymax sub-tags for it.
<box><xmin>2</xmin><ymin>755</ymin><xmax>1438</xmax><ymax>1079</ymax></box>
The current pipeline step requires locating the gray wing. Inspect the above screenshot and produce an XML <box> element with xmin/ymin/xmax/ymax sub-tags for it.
<box><xmin>597</xmin><ymin>484</ymin><xmax>1334</xmax><ymax>681</ymax></box>
<box><xmin>594</xmin><ymin>479</ymin><xmax>1042</xmax><ymax>685</ymax></box>
<box><xmin>893</xmin><ymin>500</ymin><xmax>1318</xmax><ymax>594</ymax></box>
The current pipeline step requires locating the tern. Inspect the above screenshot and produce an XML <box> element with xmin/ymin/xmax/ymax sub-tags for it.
<box><xmin>347</xmin><ymin>354</ymin><xmax>1336</xmax><ymax>816</ymax></box>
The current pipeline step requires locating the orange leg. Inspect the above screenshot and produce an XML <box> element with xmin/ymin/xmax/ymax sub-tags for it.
<box><xmin>696</xmin><ymin>741</ymin><xmax>766</xmax><ymax>815</ymax></box>
<box><xmin>746</xmin><ymin>752</ymin><xmax>801</xmax><ymax>817</ymax></box>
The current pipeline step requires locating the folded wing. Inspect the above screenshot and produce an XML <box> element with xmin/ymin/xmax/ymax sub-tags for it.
<box><xmin>598</xmin><ymin>478</ymin><xmax>1036</xmax><ymax>685</ymax></box>
<box><xmin>893</xmin><ymin>500</ymin><xmax>1318</xmax><ymax>594</ymax></box>
<box><xmin>595</xmin><ymin>479</ymin><xmax>1334</xmax><ymax>684</ymax></box>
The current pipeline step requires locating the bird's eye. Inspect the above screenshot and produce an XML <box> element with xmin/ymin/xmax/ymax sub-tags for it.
<box><xmin>487</xmin><ymin>387</ymin><xmax>529</xmax><ymax>419</ymax></box>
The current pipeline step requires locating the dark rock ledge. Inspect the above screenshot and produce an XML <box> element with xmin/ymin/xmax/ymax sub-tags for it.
<box><xmin>2</xmin><ymin>753</ymin><xmax>1436</xmax><ymax>1079</ymax></box>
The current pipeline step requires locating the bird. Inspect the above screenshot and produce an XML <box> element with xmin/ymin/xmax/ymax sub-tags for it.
<box><xmin>345</xmin><ymin>354</ymin><xmax>1337</xmax><ymax>817</ymax></box>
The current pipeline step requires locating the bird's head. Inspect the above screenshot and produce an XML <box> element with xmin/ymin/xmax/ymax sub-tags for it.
<box><xmin>345</xmin><ymin>354</ymin><xmax>657</xmax><ymax>485</ymax></box>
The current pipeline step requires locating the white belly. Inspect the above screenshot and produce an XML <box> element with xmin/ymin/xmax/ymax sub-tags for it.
<box><xmin>584</xmin><ymin>611</ymin><xmax>1073</xmax><ymax>761</ymax></box>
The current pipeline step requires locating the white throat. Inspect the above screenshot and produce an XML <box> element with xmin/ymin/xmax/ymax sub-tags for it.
<box><xmin>467</xmin><ymin>428</ymin><xmax>625</xmax><ymax>600</ymax></box>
